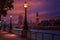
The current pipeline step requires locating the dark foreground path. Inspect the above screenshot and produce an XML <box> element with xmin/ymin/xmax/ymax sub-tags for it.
<box><xmin>0</xmin><ymin>30</ymin><xmax>32</xmax><ymax>40</ymax></box>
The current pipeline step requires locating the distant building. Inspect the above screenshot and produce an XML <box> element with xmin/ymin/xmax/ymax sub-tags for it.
<box><xmin>18</xmin><ymin>15</ymin><xmax>23</xmax><ymax>28</ymax></box>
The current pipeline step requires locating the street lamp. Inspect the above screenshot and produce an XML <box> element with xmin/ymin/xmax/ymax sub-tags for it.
<box><xmin>24</xmin><ymin>3</ymin><xmax>28</xmax><ymax>8</ymax></box>
<box><xmin>0</xmin><ymin>21</ymin><xmax>1</xmax><ymax>30</ymax></box>
<box><xmin>23</xmin><ymin>1</ymin><xmax>28</xmax><ymax>30</ymax></box>
<box><xmin>3</xmin><ymin>17</ymin><xmax>6</xmax><ymax>31</ymax></box>
<box><xmin>9</xmin><ymin>15</ymin><xmax>12</xmax><ymax>33</ymax></box>
<box><xmin>22</xmin><ymin>1</ymin><xmax>28</xmax><ymax>37</ymax></box>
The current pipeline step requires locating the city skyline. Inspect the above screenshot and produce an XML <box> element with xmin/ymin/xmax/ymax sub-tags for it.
<box><xmin>2</xmin><ymin>0</ymin><xmax>60</xmax><ymax>24</ymax></box>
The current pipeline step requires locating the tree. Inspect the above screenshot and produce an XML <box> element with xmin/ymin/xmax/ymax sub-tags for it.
<box><xmin>0</xmin><ymin>0</ymin><xmax>14</xmax><ymax>16</ymax></box>
<box><xmin>0</xmin><ymin>0</ymin><xmax>14</xmax><ymax>29</ymax></box>
<box><xmin>54</xmin><ymin>19</ymin><xmax>60</xmax><ymax>26</ymax></box>
<box><xmin>48</xmin><ymin>19</ymin><xmax>55</xmax><ymax>26</ymax></box>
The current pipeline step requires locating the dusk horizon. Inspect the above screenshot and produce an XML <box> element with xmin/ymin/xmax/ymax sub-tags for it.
<box><xmin>1</xmin><ymin>0</ymin><xmax>60</xmax><ymax>24</ymax></box>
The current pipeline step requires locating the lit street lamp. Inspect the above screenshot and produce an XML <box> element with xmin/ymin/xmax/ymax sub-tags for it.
<box><xmin>24</xmin><ymin>3</ymin><xmax>28</xmax><ymax>8</ymax></box>
<box><xmin>23</xmin><ymin>1</ymin><xmax>28</xmax><ymax>30</ymax></box>
<box><xmin>9</xmin><ymin>15</ymin><xmax>12</xmax><ymax>33</ymax></box>
<box><xmin>22</xmin><ymin>1</ymin><xmax>29</xmax><ymax>37</ymax></box>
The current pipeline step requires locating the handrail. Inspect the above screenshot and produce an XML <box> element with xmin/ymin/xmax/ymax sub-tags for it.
<box><xmin>13</xmin><ymin>28</ymin><xmax>60</xmax><ymax>40</ymax></box>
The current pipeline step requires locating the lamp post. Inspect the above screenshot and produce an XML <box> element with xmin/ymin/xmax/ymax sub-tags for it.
<box><xmin>3</xmin><ymin>17</ymin><xmax>6</xmax><ymax>31</ymax></box>
<box><xmin>23</xmin><ymin>1</ymin><xmax>28</xmax><ymax>30</ymax></box>
<box><xmin>0</xmin><ymin>21</ymin><xmax>1</xmax><ymax>30</ymax></box>
<box><xmin>9</xmin><ymin>15</ymin><xmax>12</xmax><ymax>33</ymax></box>
<box><xmin>22</xmin><ymin>1</ymin><xmax>28</xmax><ymax>37</ymax></box>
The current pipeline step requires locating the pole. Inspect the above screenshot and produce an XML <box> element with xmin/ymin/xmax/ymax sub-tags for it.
<box><xmin>22</xmin><ymin>8</ymin><xmax>28</xmax><ymax>37</ymax></box>
<box><xmin>9</xmin><ymin>17</ymin><xmax>12</xmax><ymax>33</ymax></box>
<box><xmin>3</xmin><ymin>19</ymin><xmax>6</xmax><ymax>31</ymax></box>
<box><xmin>23</xmin><ymin>8</ymin><xmax>28</xmax><ymax>30</ymax></box>
<box><xmin>0</xmin><ymin>14</ymin><xmax>1</xmax><ymax>30</ymax></box>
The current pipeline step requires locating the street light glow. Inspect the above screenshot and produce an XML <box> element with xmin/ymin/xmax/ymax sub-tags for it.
<box><xmin>10</xmin><ymin>15</ymin><xmax>12</xmax><ymax>18</ymax></box>
<box><xmin>4</xmin><ymin>8</ymin><xmax>8</xmax><ymax>10</ymax></box>
<box><xmin>24</xmin><ymin>3</ymin><xmax>28</xmax><ymax>8</ymax></box>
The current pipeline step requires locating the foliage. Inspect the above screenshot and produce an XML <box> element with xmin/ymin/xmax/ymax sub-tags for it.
<box><xmin>0</xmin><ymin>0</ymin><xmax>14</xmax><ymax>17</ymax></box>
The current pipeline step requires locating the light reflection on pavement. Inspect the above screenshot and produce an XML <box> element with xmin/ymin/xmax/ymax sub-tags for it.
<box><xmin>0</xmin><ymin>30</ymin><xmax>32</xmax><ymax>40</ymax></box>
<box><xmin>4</xmin><ymin>33</ymin><xmax>17</xmax><ymax>38</ymax></box>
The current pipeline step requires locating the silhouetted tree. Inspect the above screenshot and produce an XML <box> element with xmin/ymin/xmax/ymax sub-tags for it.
<box><xmin>0</xmin><ymin>0</ymin><xmax>14</xmax><ymax>16</ymax></box>
<box><xmin>54</xmin><ymin>19</ymin><xmax>60</xmax><ymax>26</ymax></box>
<box><xmin>0</xmin><ymin>0</ymin><xmax>14</xmax><ymax>29</ymax></box>
<box><xmin>40</xmin><ymin>20</ymin><xmax>49</xmax><ymax>26</ymax></box>
<box><xmin>48</xmin><ymin>19</ymin><xmax>55</xmax><ymax>26</ymax></box>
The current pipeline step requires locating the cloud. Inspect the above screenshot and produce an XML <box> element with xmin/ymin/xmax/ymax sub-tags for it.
<box><xmin>5</xmin><ymin>0</ymin><xmax>60</xmax><ymax>23</ymax></box>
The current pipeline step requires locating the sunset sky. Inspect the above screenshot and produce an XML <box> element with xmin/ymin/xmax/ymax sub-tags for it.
<box><xmin>2</xmin><ymin>0</ymin><xmax>60</xmax><ymax>24</ymax></box>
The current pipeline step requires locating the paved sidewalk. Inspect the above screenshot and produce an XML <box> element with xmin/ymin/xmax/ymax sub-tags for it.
<box><xmin>0</xmin><ymin>30</ymin><xmax>33</xmax><ymax>40</ymax></box>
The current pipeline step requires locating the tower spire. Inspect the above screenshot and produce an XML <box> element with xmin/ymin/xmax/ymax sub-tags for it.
<box><xmin>36</xmin><ymin>12</ymin><xmax>39</xmax><ymax>27</ymax></box>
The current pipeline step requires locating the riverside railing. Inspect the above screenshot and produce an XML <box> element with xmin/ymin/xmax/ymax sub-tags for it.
<box><xmin>13</xmin><ymin>28</ymin><xmax>60</xmax><ymax>40</ymax></box>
